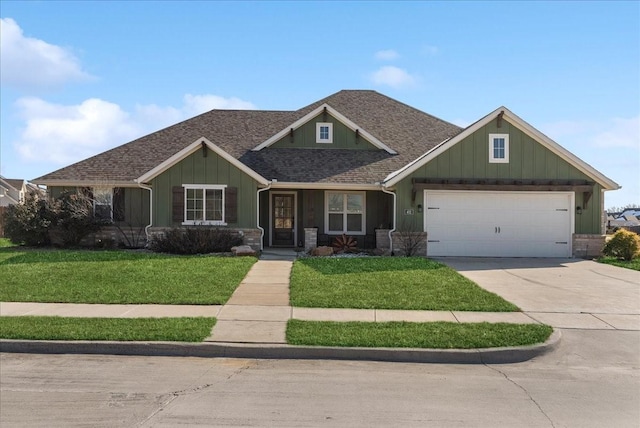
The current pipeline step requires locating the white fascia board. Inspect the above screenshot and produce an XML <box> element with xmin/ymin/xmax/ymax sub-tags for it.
<box><xmin>270</xmin><ymin>181</ymin><xmax>381</xmax><ymax>191</ymax></box>
<box><xmin>252</xmin><ymin>103</ymin><xmax>397</xmax><ymax>155</ymax></box>
<box><xmin>136</xmin><ymin>137</ymin><xmax>269</xmax><ymax>185</ymax></box>
<box><xmin>384</xmin><ymin>106</ymin><xmax>620</xmax><ymax>190</ymax></box>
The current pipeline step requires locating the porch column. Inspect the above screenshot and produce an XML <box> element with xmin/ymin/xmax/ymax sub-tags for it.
<box><xmin>304</xmin><ymin>227</ymin><xmax>318</xmax><ymax>252</ymax></box>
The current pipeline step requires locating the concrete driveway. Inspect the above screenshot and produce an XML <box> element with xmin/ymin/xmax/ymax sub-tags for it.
<box><xmin>438</xmin><ymin>258</ymin><xmax>640</xmax><ymax>330</ymax></box>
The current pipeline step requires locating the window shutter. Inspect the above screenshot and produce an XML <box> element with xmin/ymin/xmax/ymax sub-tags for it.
<box><xmin>172</xmin><ymin>186</ymin><xmax>184</xmax><ymax>223</ymax></box>
<box><xmin>225</xmin><ymin>187</ymin><xmax>238</xmax><ymax>224</ymax></box>
<box><xmin>113</xmin><ymin>188</ymin><xmax>125</xmax><ymax>222</ymax></box>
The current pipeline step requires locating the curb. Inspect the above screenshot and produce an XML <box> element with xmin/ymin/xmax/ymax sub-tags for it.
<box><xmin>0</xmin><ymin>329</ymin><xmax>561</xmax><ymax>364</ymax></box>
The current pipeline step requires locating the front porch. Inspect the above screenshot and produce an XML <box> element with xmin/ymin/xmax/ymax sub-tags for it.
<box><xmin>258</xmin><ymin>188</ymin><xmax>394</xmax><ymax>251</ymax></box>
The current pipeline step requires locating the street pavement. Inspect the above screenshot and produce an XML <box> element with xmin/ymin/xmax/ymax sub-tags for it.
<box><xmin>1</xmin><ymin>328</ymin><xmax>638</xmax><ymax>427</ymax></box>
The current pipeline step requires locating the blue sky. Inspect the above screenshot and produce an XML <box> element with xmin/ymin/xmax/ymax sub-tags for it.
<box><xmin>1</xmin><ymin>1</ymin><xmax>638</xmax><ymax>209</ymax></box>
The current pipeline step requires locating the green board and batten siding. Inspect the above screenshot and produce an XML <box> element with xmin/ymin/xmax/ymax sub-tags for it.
<box><xmin>152</xmin><ymin>147</ymin><xmax>259</xmax><ymax>228</ymax></box>
<box><xmin>119</xmin><ymin>187</ymin><xmax>150</xmax><ymax>227</ymax></box>
<box><xmin>48</xmin><ymin>186</ymin><xmax>150</xmax><ymax>227</ymax></box>
<box><xmin>270</xmin><ymin>113</ymin><xmax>379</xmax><ymax>150</ymax></box>
<box><xmin>393</xmin><ymin>119</ymin><xmax>603</xmax><ymax>234</ymax></box>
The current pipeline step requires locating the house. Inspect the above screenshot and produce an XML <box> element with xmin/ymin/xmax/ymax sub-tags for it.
<box><xmin>0</xmin><ymin>176</ymin><xmax>43</xmax><ymax>207</ymax></box>
<box><xmin>33</xmin><ymin>90</ymin><xmax>619</xmax><ymax>257</ymax></box>
<box><xmin>607</xmin><ymin>209</ymin><xmax>640</xmax><ymax>231</ymax></box>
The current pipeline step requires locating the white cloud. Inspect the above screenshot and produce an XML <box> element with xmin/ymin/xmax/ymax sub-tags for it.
<box><xmin>374</xmin><ymin>49</ymin><xmax>400</xmax><ymax>61</ymax></box>
<box><xmin>0</xmin><ymin>18</ymin><xmax>92</xmax><ymax>89</ymax></box>
<box><xmin>15</xmin><ymin>97</ymin><xmax>139</xmax><ymax>164</ymax></box>
<box><xmin>590</xmin><ymin>116</ymin><xmax>639</xmax><ymax>149</ymax></box>
<box><xmin>370</xmin><ymin>66</ymin><xmax>417</xmax><ymax>88</ymax></box>
<box><xmin>13</xmin><ymin>94</ymin><xmax>257</xmax><ymax>166</ymax></box>
<box><xmin>541</xmin><ymin>115</ymin><xmax>640</xmax><ymax>150</ymax></box>
<box><xmin>541</xmin><ymin>115</ymin><xmax>640</xmax><ymax>208</ymax></box>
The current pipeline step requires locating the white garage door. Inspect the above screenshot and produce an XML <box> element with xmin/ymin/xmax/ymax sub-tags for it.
<box><xmin>424</xmin><ymin>191</ymin><xmax>573</xmax><ymax>257</ymax></box>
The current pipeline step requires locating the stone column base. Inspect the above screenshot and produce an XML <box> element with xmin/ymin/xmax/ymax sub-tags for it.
<box><xmin>572</xmin><ymin>234</ymin><xmax>605</xmax><ymax>258</ymax></box>
<box><xmin>304</xmin><ymin>228</ymin><xmax>318</xmax><ymax>253</ymax></box>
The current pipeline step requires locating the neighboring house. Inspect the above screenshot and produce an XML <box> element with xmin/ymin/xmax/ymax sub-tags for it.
<box><xmin>0</xmin><ymin>176</ymin><xmax>40</xmax><ymax>207</ymax></box>
<box><xmin>33</xmin><ymin>90</ymin><xmax>619</xmax><ymax>257</ymax></box>
<box><xmin>607</xmin><ymin>209</ymin><xmax>640</xmax><ymax>230</ymax></box>
<box><xmin>0</xmin><ymin>176</ymin><xmax>42</xmax><ymax>237</ymax></box>
<box><xmin>617</xmin><ymin>208</ymin><xmax>640</xmax><ymax>219</ymax></box>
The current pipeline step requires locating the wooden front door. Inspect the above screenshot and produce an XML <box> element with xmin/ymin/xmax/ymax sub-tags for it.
<box><xmin>272</xmin><ymin>194</ymin><xmax>295</xmax><ymax>246</ymax></box>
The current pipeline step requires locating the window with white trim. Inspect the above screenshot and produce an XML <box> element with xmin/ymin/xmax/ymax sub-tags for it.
<box><xmin>183</xmin><ymin>184</ymin><xmax>227</xmax><ymax>225</ymax></box>
<box><xmin>325</xmin><ymin>191</ymin><xmax>365</xmax><ymax>234</ymax></box>
<box><xmin>489</xmin><ymin>133</ymin><xmax>509</xmax><ymax>163</ymax></box>
<box><xmin>316</xmin><ymin>122</ymin><xmax>333</xmax><ymax>144</ymax></box>
<box><xmin>93</xmin><ymin>187</ymin><xmax>113</xmax><ymax>221</ymax></box>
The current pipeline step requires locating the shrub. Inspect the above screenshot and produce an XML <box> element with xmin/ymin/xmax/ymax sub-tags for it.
<box><xmin>149</xmin><ymin>228</ymin><xmax>243</xmax><ymax>255</ymax></box>
<box><xmin>3</xmin><ymin>190</ymin><xmax>102</xmax><ymax>247</ymax></box>
<box><xmin>3</xmin><ymin>191</ymin><xmax>53</xmax><ymax>246</ymax></box>
<box><xmin>49</xmin><ymin>191</ymin><xmax>103</xmax><ymax>247</ymax></box>
<box><xmin>395</xmin><ymin>218</ymin><xmax>427</xmax><ymax>256</ymax></box>
<box><xmin>603</xmin><ymin>229</ymin><xmax>640</xmax><ymax>261</ymax></box>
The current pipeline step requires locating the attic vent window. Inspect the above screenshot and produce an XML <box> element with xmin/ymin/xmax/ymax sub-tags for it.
<box><xmin>489</xmin><ymin>133</ymin><xmax>509</xmax><ymax>163</ymax></box>
<box><xmin>316</xmin><ymin>122</ymin><xmax>333</xmax><ymax>144</ymax></box>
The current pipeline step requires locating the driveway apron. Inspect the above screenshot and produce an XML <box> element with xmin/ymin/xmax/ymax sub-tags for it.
<box><xmin>437</xmin><ymin>257</ymin><xmax>640</xmax><ymax>330</ymax></box>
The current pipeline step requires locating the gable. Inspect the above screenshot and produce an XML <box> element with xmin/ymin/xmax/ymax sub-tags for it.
<box><xmin>415</xmin><ymin>118</ymin><xmax>594</xmax><ymax>182</ymax></box>
<box><xmin>384</xmin><ymin>107</ymin><xmax>619</xmax><ymax>190</ymax></box>
<box><xmin>252</xmin><ymin>103</ymin><xmax>397</xmax><ymax>154</ymax></box>
<box><xmin>150</xmin><ymin>144</ymin><xmax>261</xmax><ymax>228</ymax></box>
<box><xmin>137</xmin><ymin>137</ymin><xmax>268</xmax><ymax>185</ymax></box>
<box><xmin>269</xmin><ymin>111</ymin><xmax>379</xmax><ymax>150</ymax></box>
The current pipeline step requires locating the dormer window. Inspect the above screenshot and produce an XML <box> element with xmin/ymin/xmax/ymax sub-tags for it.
<box><xmin>316</xmin><ymin>122</ymin><xmax>333</xmax><ymax>144</ymax></box>
<box><xmin>489</xmin><ymin>133</ymin><xmax>509</xmax><ymax>163</ymax></box>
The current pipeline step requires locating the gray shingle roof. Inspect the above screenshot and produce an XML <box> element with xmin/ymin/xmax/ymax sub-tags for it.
<box><xmin>34</xmin><ymin>90</ymin><xmax>462</xmax><ymax>185</ymax></box>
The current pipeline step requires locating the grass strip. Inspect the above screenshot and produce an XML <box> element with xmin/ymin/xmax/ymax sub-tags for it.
<box><xmin>290</xmin><ymin>257</ymin><xmax>518</xmax><ymax>311</ymax></box>
<box><xmin>287</xmin><ymin>320</ymin><xmax>552</xmax><ymax>349</ymax></box>
<box><xmin>598</xmin><ymin>256</ymin><xmax>640</xmax><ymax>271</ymax></box>
<box><xmin>0</xmin><ymin>248</ymin><xmax>256</xmax><ymax>304</ymax></box>
<box><xmin>0</xmin><ymin>316</ymin><xmax>216</xmax><ymax>342</ymax></box>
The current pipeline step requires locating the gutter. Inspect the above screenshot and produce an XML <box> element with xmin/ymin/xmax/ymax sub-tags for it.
<box><xmin>136</xmin><ymin>183</ymin><xmax>153</xmax><ymax>243</ymax></box>
<box><xmin>256</xmin><ymin>183</ymin><xmax>272</xmax><ymax>251</ymax></box>
<box><xmin>381</xmin><ymin>185</ymin><xmax>397</xmax><ymax>255</ymax></box>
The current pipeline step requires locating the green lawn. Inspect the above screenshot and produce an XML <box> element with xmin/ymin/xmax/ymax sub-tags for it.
<box><xmin>0</xmin><ymin>247</ymin><xmax>256</xmax><ymax>304</ymax></box>
<box><xmin>598</xmin><ymin>256</ymin><xmax>640</xmax><ymax>271</ymax></box>
<box><xmin>290</xmin><ymin>257</ymin><xmax>518</xmax><ymax>311</ymax></box>
<box><xmin>287</xmin><ymin>320</ymin><xmax>552</xmax><ymax>349</ymax></box>
<box><xmin>0</xmin><ymin>316</ymin><xmax>216</xmax><ymax>341</ymax></box>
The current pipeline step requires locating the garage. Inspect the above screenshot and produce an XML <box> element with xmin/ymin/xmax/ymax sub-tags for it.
<box><xmin>424</xmin><ymin>191</ymin><xmax>573</xmax><ymax>257</ymax></box>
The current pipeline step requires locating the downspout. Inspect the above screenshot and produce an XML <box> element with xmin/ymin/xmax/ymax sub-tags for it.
<box><xmin>256</xmin><ymin>182</ymin><xmax>272</xmax><ymax>251</ymax></box>
<box><xmin>381</xmin><ymin>185</ymin><xmax>397</xmax><ymax>255</ymax></box>
<box><xmin>136</xmin><ymin>183</ymin><xmax>153</xmax><ymax>243</ymax></box>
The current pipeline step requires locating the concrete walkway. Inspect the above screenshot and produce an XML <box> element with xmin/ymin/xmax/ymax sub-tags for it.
<box><xmin>208</xmin><ymin>260</ymin><xmax>293</xmax><ymax>344</ymax></box>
